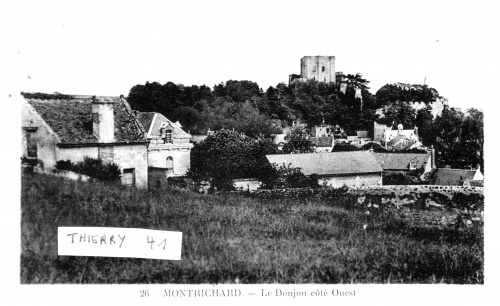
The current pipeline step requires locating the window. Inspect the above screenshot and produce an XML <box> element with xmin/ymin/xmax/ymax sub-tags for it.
<box><xmin>166</xmin><ymin>156</ymin><xmax>174</xmax><ymax>176</ymax></box>
<box><xmin>322</xmin><ymin>66</ymin><xmax>325</xmax><ymax>72</ymax></box>
<box><xmin>25</xmin><ymin>129</ymin><xmax>37</xmax><ymax>158</ymax></box>
<box><xmin>166</xmin><ymin>156</ymin><xmax>174</xmax><ymax>170</ymax></box>
<box><xmin>122</xmin><ymin>168</ymin><xmax>136</xmax><ymax>186</ymax></box>
<box><xmin>164</xmin><ymin>131</ymin><xmax>173</xmax><ymax>144</ymax></box>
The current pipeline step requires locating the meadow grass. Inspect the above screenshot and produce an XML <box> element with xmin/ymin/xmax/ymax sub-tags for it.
<box><xmin>21</xmin><ymin>173</ymin><xmax>483</xmax><ymax>284</ymax></box>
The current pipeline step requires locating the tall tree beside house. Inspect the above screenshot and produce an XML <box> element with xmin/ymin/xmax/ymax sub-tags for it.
<box><xmin>462</xmin><ymin>108</ymin><xmax>484</xmax><ymax>172</ymax></box>
<box><xmin>431</xmin><ymin>107</ymin><xmax>484</xmax><ymax>170</ymax></box>
<box><xmin>282</xmin><ymin>126</ymin><xmax>314</xmax><ymax>154</ymax></box>
<box><xmin>415</xmin><ymin>105</ymin><xmax>436</xmax><ymax>146</ymax></box>
<box><xmin>382</xmin><ymin>101</ymin><xmax>417</xmax><ymax>128</ymax></box>
<box><xmin>189</xmin><ymin>130</ymin><xmax>278</xmax><ymax>190</ymax></box>
<box><xmin>339</xmin><ymin>73</ymin><xmax>371</xmax><ymax>112</ymax></box>
<box><xmin>430</xmin><ymin>107</ymin><xmax>464</xmax><ymax>168</ymax></box>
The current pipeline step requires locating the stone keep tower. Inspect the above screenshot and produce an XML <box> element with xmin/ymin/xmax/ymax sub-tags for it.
<box><xmin>301</xmin><ymin>56</ymin><xmax>336</xmax><ymax>83</ymax></box>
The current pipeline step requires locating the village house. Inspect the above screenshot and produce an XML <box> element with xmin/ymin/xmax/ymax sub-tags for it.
<box><xmin>136</xmin><ymin>112</ymin><xmax>193</xmax><ymax>188</ymax></box>
<box><xmin>266</xmin><ymin>151</ymin><xmax>383</xmax><ymax>188</ymax></box>
<box><xmin>372</xmin><ymin>150</ymin><xmax>435</xmax><ymax>175</ymax></box>
<box><xmin>311</xmin><ymin>136</ymin><xmax>335</xmax><ymax>152</ymax></box>
<box><xmin>379</xmin><ymin>123</ymin><xmax>422</xmax><ymax>151</ymax></box>
<box><xmin>21</xmin><ymin>92</ymin><xmax>149</xmax><ymax>188</ymax></box>
<box><xmin>431</xmin><ymin>166</ymin><xmax>484</xmax><ymax>187</ymax></box>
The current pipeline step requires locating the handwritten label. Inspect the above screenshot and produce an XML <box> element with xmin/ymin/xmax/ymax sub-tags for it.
<box><xmin>58</xmin><ymin>227</ymin><xmax>182</xmax><ymax>260</ymax></box>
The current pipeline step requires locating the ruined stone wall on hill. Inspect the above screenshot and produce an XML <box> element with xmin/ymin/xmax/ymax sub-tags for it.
<box><xmin>248</xmin><ymin>185</ymin><xmax>484</xmax><ymax>230</ymax></box>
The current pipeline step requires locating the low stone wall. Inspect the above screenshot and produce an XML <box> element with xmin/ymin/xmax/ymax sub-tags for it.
<box><xmin>353</xmin><ymin>184</ymin><xmax>484</xmax><ymax>194</ymax></box>
<box><xmin>357</xmin><ymin>193</ymin><xmax>484</xmax><ymax>230</ymax></box>
<box><xmin>249</xmin><ymin>185</ymin><xmax>484</xmax><ymax>230</ymax></box>
<box><xmin>233</xmin><ymin>178</ymin><xmax>262</xmax><ymax>192</ymax></box>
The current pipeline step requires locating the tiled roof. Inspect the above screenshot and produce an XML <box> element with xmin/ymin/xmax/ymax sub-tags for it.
<box><xmin>387</xmin><ymin>134</ymin><xmax>403</xmax><ymax>146</ymax></box>
<box><xmin>136</xmin><ymin>112</ymin><xmax>156</xmax><ymax>134</ymax></box>
<box><xmin>266</xmin><ymin>151</ymin><xmax>383</xmax><ymax>176</ymax></box>
<box><xmin>433</xmin><ymin>168</ymin><xmax>479</xmax><ymax>186</ymax></box>
<box><xmin>22</xmin><ymin>93</ymin><xmax>146</xmax><ymax>143</ymax></box>
<box><xmin>373</xmin><ymin>152</ymin><xmax>430</xmax><ymax>170</ymax></box>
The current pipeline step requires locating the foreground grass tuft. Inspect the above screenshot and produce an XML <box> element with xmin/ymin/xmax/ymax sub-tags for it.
<box><xmin>21</xmin><ymin>173</ymin><xmax>483</xmax><ymax>284</ymax></box>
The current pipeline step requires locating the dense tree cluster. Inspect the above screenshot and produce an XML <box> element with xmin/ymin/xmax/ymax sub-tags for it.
<box><xmin>127</xmin><ymin>77</ymin><xmax>378</xmax><ymax>137</ymax></box>
<box><xmin>127</xmin><ymin>77</ymin><xmax>484</xmax><ymax>176</ymax></box>
<box><xmin>375</xmin><ymin>84</ymin><xmax>441</xmax><ymax>105</ymax></box>
<box><xmin>431</xmin><ymin>108</ymin><xmax>484</xmax><ymax>171</ymax></box>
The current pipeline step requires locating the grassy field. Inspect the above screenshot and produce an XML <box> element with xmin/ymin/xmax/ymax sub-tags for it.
<box><xmin>21</xmin><ymin>173</ymin><xmax>483</xmax><ymax>284</ymax></box>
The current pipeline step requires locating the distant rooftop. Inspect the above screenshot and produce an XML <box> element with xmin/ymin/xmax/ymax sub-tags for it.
<box><xmin>266</xmin><ymin>151</ymin><xmax>383</xmax><ymax>176</ymax></box>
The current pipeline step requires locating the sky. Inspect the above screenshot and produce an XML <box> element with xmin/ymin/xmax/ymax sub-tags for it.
<box><xmin>3</xmin><ymin>0</ymin><xmax>499</xmax><ymax>111</ymax></box>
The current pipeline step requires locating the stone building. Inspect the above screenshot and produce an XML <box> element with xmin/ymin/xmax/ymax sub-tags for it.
<box><xmin>266</xmin><ymin>151</ymin><xmax>383</xmax><ymax>188</ymax></box>
<box><xmin>289</xmin><ymin>56</ymin><xmax>336</xmax><ymax>85</ymax></box>
<box><xmin>21</xmin><ymin>92</ymin><xmax>149</xmax><ymax>188</ymax></box>
<box><xmin>136</xmin><ymin>112</ymin><xmax>193</xmax><ymax>188</ymax></box>
<box><xmin>432</xmin><ymin>166</ymin><xmax>484</xmax><ymax>186</ymax></box>
<box><xmin>372</xmin><ymin>152</ymin><xmax>434</xmax><ymax>174</ymax></box>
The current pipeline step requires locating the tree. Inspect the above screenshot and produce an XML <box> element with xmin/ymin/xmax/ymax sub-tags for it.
<box><xmin>339</xmin><ymin>73</ymin><xmax>371</xmax><ymax>112</ymax></box>
<box><xmin>462</xmin><ymin>108</ymin><xmax>484</xmax><ymax>172</ymax></box>
<box><xmin>432</xmin><ymin>107</ymin><xmax>466</xmax><ymax>168</ymax></box>
<box><xmin>375</xmin><ymin>83</ymin><xmax>441</xmax><ymax>106</ymax></box>
<box><xmin>331</xmin><ymin>143</ymin><xmax>360</xmax><ymax>152</ymax></box>
<box><xmin>263</xmin><ymin>163</ymin><xmax>319</xmax><ymax>189</ymax></box>
<box><xmin>220</xmin><ymin>80</ymin><xmax>262</xmax><ymax>103</ymax></box>
<box><xmin>282</xmin><ymin>126</ymin><xmax>314</xmax><ymax>154</ymax></box>
<box><xmin>415</xmin><ymin>105</ymin><xmax>435</xmax><ymax>146</ymax></box>
<box><xmin>383</xmin><ymin>101</ymin><xmax>417</xmax><ymax>128</ymax></box>
<box><xmin>190</xmin><ymin>130</ymin><xmax>278</xmax><ymax>190</ymax></box>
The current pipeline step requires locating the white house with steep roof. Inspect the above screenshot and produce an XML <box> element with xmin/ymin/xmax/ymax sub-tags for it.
<box><xmin>137</xmin><ymin>112</ymin><xmax>193</xmax><ymax>188</ymax></box>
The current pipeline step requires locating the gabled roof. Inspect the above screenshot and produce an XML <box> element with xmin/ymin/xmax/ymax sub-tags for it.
<box><xmin>385</xmin><ymin>129</ymin><xmax>417</xmax><ymax>141</ymax></box>
<box><xmin>22</xmin><ymin>92</ymin><xmax>146</xmax><ymax>143</ymax></box>
<box><xmin>433</xmin><ymin>168</ymin><xmax>483</xmax><ymax>186</ymax></box>
<box><xmin>373</xmin><ymin>152</ymin><xmax>430</xmax><ymax>170</ymax></box>
<box><xmin>386</xmin><ymin>134</ymin><xmax>404</xmax><ymax>146</ymax></box>
<box><xmin>266</xmin><ymin>151</ymin><xmax>383</xmax><ymax>176</ymax></box>
<box><xmin>138</xmin><ymin>112</ymin><xmax>190</xmax><ymax>138</ymax></box>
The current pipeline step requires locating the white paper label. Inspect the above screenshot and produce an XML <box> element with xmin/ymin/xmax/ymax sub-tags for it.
<box><xmin>58</xmin><ymin>227</ymin><xmax>182</xmax><ymax>260</ymax></box>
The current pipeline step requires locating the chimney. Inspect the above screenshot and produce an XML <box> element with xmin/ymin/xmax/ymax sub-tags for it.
<box><xmin>92</xmin><ymin>96</ymin><xmax>115</xmax><ymax>143</ymax></box>
<box><xmin>430</xmin><ymin>145</ymin><xmax>436</xmax><ymax>169</ymax></box>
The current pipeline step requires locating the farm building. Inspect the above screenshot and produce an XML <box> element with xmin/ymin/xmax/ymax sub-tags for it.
<box><xmin>311</xmin><ymin>136</ymin><xmax>334</xmax><ymax>153</ymax></box>
<box><xmin>136</xmin><ymin>112</ymin><xmax>193</xmax><ymax>188</ymax></box>
<box><xmin>431</xmin><ymin>167</ymin><xmax>484</xmax><ymax>186</ymax></box>
<box><xmin>266</xmin><ymin>151</ymin><xmax>383</xmax><ymax>188</ymax></box>
<box><xmin>21</xmin><ymin>92</ymin><xmax>149</xmax><ymax>188</ymax></box>
<box><xmin>372</xmin><ymin>151</ymin><xmax>434</xmax><ymax>174</ymax></box>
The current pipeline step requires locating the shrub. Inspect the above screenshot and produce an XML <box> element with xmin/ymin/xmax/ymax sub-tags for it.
<box><xmin>56</xmin><ymin>160</ymin><xmax>73</xmax><ymax>171</ymax></box>
<box><xmin>263</xmin><ymin>163</ymin><xmax>319</xmax><ymax>189</ymax></box>
<box><xmin>55</xmin><ymin>157</ymin><xmax>121</xmax><ymax>182</ymax></box>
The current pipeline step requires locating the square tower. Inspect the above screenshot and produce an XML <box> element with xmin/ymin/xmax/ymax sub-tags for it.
<box><xmin>300</xmin><ymin>56</ymin><xmax>336</xmax><ymax>84</ymax></box>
